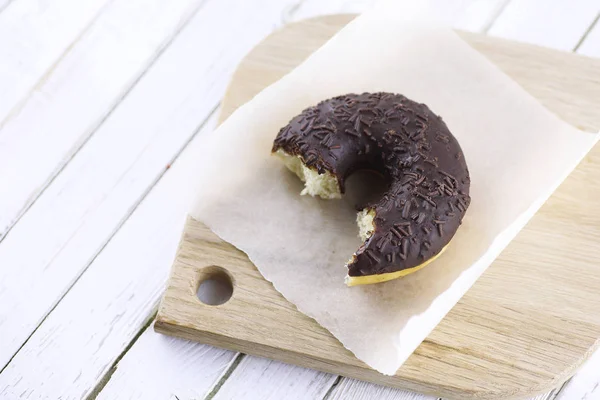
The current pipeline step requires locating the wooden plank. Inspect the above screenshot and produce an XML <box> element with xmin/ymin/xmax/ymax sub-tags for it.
<box><xmin>211</xmin><ymin>356</ymin><xmax>336</xmax><ymax>400</ymax></box>
<box><xmin>328</xmin><ymin>379</ymin><xmax>437</xmax><ymax>400</ymax></box>
<box><xmin>0</xmin><ymin>1</ymin><xmax>309</xmax><ymax>398</ymax></box>
<box><xmin>0</xmin><ymin>0</ymin><xmax>110</xmax><ymax>123</ymax></box>
<box><xmin>95</xmin><ymin>326</ymin><xmax>238</xmax><ymax>400</ymax></box>
<box><xmin>287</xmin><ymin>0</ymin><xmax>509</xmax><ymax>32</ymax></box>
<box><xmin>488</xmin><ymin>0</ymin><xmax>600</xmax><ymax>50</ymax></box>
<box><xmin>0</xmin><ymin>0</ymin><xmax>204</xmax><ymax>240</ymax></box>
<box><xmin>156</xmin><ymin>14</ymin><xmax>600</xmax><ymax>400</ymax></box>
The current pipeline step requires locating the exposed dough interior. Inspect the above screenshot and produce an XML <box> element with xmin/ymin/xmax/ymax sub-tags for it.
<box><xmin>276</xmin><ymin>149</ymin><xmax>341</xmax><ymax>199</ymax></box>
<box><xmin>356</xmin><ymin>208</ymin><xmax>376</xmax><ymax>242</ymax></box>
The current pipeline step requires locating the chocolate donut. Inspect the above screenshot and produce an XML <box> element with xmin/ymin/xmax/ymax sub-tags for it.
<box><xmin>272</xmin><ymin>92</ymin><xmax>470</xmax><ymax>286</ymax></box>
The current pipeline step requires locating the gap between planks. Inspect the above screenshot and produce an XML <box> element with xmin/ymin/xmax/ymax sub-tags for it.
<box><xmin>86</xmin><ymin>310</ymin><xmax>159</xmax><ymax>400</ymax></box>
<box><xmin>574</xmin><ymin>12</ymin><xmax>600</xmax><ymax>54</ymax></box>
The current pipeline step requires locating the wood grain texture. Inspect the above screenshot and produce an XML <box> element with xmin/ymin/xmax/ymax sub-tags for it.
<box><xmin>556</xmin><ymin>17</ymin><xmax>600</xmax><ymax>400</ymax></box>
<box><xmin>156</xmin><ymin>15</ymin><xmax>600</xmax><ymax>400</ymax></box>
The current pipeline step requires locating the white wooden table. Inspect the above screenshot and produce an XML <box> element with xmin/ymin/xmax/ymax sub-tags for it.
<box><xmin>0</xmin><ymin>0</ymin><xmax>598</xmax><ymax>399</ymax></box>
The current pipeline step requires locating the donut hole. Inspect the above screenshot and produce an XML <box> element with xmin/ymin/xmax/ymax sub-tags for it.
<box><xmin>345</xmin><ymin>169</ymin><xmax>389</xmax><ymax>242</ymax></box>
<box><xmin>277</xmin><ymin>148</ymin><xmax>390</xmax><ymax>243</ymax></box>
<box><xmin>344</xmin><ymin>169</ymin><xmax>389</xmax><ymax>211</ymax></box>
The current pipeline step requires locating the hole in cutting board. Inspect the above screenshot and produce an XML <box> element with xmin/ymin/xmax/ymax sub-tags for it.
<box><xmin>196</xmin><ymin>266</ymin><xmax>234</xmax><ymax>306</ymax></box>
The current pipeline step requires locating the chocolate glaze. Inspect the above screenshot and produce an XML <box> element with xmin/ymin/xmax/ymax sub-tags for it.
<box><xmin>272</xmin><ymin>93</ymin><xmax>470</xmax><ymax>277</ymax></box>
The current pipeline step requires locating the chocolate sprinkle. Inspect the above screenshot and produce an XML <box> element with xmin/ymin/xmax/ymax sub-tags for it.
<box><xmin>366</xmin><ymin>249</ymin><xmax>381</xmax><ymax>264</ymax></box>
<box><xmin>376</xmin><ymin>233</ymin><xmax>392</xmax><ymax>251</ymax></box>
<box><xmin>391</xmin><ymin>227</ymin><xmax>403</xmax><ymax>239</ymax></box>
<box><xmin>397</xmin><ymin>226</ymin><xmax>409</xmax><ymax>237</ymax></box>
<box><xmin>402</xmin><ymin>201</ymin><xmax>411</xmax><ymax>219</ymax></box>
<box><xmin>272</xmin><ymin>92</ymin><xmax>470</xmax><ymax>277</ymax></box>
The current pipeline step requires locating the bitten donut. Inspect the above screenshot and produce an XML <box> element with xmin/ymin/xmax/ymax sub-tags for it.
<box><xmin>272</xmin><ymin>92</ymin><xmax>470</xmax><ymax>286</ymax></box>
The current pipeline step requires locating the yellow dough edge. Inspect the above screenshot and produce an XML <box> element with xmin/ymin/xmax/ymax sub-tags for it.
<box><xmin>344</xmin><ymin>245</ymin><xmax>448</xmax><ymax>287</ymax></box>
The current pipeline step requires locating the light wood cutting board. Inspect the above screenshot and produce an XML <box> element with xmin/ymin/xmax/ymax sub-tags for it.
<box><xmin>155</xmin><ymin>15</ymin><xmax>600</xmax><ymax>400</ymax></box>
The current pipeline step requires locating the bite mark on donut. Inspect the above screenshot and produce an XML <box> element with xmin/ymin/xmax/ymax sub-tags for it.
<box><xmin>275</xmin><ymin>149</ymin><xmax>341</xmax><ymax>199</ymax></box>
<box><xmin>356</xmin><ymin>208</ymin><xmax>375</xmax><ymax>242</ymax></box>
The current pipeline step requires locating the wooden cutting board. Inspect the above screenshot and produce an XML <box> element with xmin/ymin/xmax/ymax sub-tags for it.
<box><xmin>155</xmin><ymin>15</ymin><xmax>600</xmax><ymax>400</ymax></box>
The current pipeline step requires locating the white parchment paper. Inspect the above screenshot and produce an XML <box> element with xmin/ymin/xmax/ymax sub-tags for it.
<box><xmin>188</xmin><ymin>1</ymin><xmax>599</xmax><ymax>374</ymax></box>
